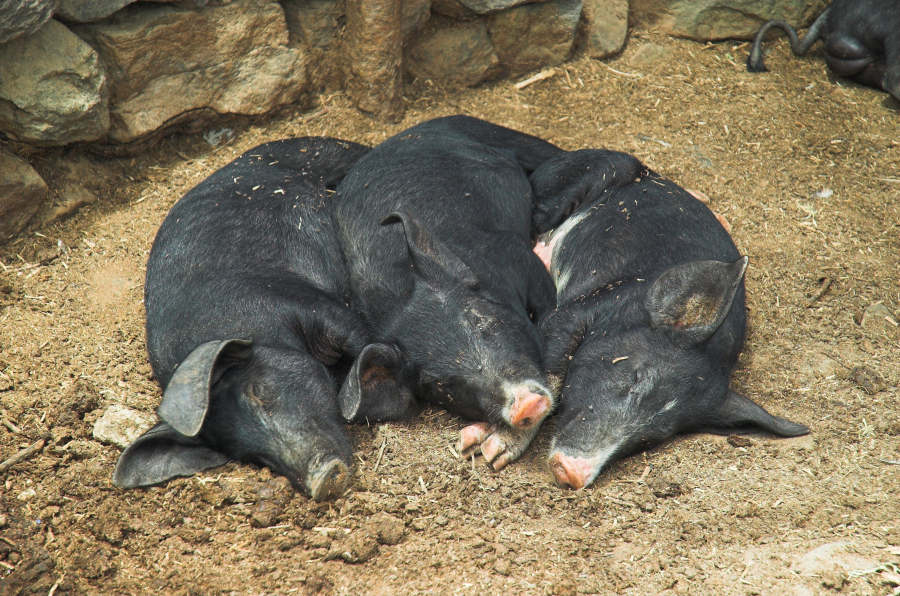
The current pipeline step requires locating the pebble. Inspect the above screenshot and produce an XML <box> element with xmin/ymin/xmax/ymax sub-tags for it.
<box><xmin>92</xmin><ymin>405</ymin><xmax>154</xmax><ymax>448</ymax></box>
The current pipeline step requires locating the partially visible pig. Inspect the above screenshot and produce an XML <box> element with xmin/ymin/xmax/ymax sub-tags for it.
<box><xmin>533</xmin><ymin>149</ymin><xmax>809</xmax><ymax>490</ymax></box>
<box><xmin>334</xmin><ymin>115</ymin><xmax>564</xmax><ymax>470</ymax></box>
<box><xmin>114</xmin><ymin>137</ymin><xmax>414</xmax><ymax>501</ymax></box>
<box><xmin>747</xmin><ymin>0</ymin><xmax>900</xmax><ymax>101</ymax></box>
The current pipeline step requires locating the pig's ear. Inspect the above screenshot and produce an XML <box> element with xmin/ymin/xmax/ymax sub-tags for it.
<box><xmin>381</xmin><ymin>211</ymin><xmax>479</xmax><ymax>289</ymax></box>
<box><xmin>158</xmin><ymin>339</ymin><xmax>253</xmax><ymax>436</ymax></box>
<box><xmin>338</xmin><ymin>343</ymin><xmax>417</xmax><ymax>422</ymax></box>
<box><xmin>705</xmin><ymin>390</ymin><xmax>810</xmax><ymax>437</ymax></box>
<box><xmin>645</xmin><ymin>257</ymin><xmax>748</xmax><ymax>345</ymax></box>
<box><xmin>113</xmin><ymin>422</ymin><xmax>229</xmax><ymax>488</ymax></box>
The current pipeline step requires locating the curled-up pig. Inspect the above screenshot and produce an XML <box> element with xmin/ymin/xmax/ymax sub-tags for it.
<box><xmin>532</xmin><ymin>149</ymin><xmax>810</xmax><ymax>490</ymax></box>
<box><xmin>335</xmin><ymin>115</ymin><xmax>565</xmax><ymax>470</ymax></box>
<box><xmin>114</xmin><ymin>137</ymin><xmax>414</xmax><ymax>501</ymax></box>
<box><xmin>747</xmin><ymin>0</ymin><xmax>900</xmax><ymax>101</ymax></box>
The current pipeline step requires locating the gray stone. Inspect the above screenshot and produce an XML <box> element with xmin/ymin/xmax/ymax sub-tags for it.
<box><xmin>859</xmin><ymin>302</ymin><xmax>899</xmax><ymax>334</ymax></box>
<box><xmin>0</xmin><ymin>148</ymin><xmax>48</xmax><ymax>241</ymax></box>
<box><xmin>282</xmin><ymin>0</ymin><xmax>346</xmax><ymax>90</ymax></box>
<box><xmin>630</xmin><ymin>0</ymin><xmax>828</xmax><ymax>41</ymax></box>
<box><xmin>345</xmin><ymin>0</ymin><xmax>404</xmax><ymax>121</ymax></box>
<box><xmin>405</xmin><ymin>16</ymin><xmax>501</xmax><ymax>86</ymax></box>
<box><xmin>582</xmin><ymin>0</ymin><xmax>628</xmax><ymax>59</ymax></box>
<box><xmin>401</xmin><ymin>0</ymin><xmax>433</xmax><ymax>39</ymax></box>
<box><xmin>457</xmin><ymin>0</ymin><xmax>535</xmax><ymax>14</ymax></box>
<box><xmin>74</xmin><ymin>0</ymin><xmax>308</xmax><ymax>143</ymax></box>
<box><xmin>431</xmin><ymin>0</ymin><xmax>477</xmax><ymax>20</ymax></box>
<box><xmin>48</xmin><ymin>155</ymin><xmax>102</xmax><ymax>221</ymax></box>
<box><xmin>92</xmin><ymin>405</ymin><xmax>155</xmax><ymax>449</ymax></box>
<box><xmin>488</xmin><ymin>0</ymin><xmax>582</xmax><ymax>76</ymax></box>
<box><xmin>0</xmin><ymin>19</ymin><xmax>109</xmax><ymax>145</ymax></box>
<box><xmin>0</xmin><ymin>0</ymin><xmax>55</xmax><ymax>44</ymax></box>
<box><xmin>55</xmin><ymin>0</ymin><xmax>137</xmax><ymax>23</ymax></box>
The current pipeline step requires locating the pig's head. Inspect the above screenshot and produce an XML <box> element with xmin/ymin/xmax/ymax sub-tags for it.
<box><xmin>115</xmin><ymin>339</ymin><xmax>410</xmax><ymax>500</ymax></box>
<box><xmin>381</xmin><ymin>211</ymin><xmax>553</xmax><ymax>431</ymax></box>
<box><xmin>547</xmin><ymin>258</ymin><xmax>809</xmax><ymax>490</ymax></box>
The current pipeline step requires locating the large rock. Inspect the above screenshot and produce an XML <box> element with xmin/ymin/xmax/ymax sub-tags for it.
<box><xmin>401</xmin><ymin>0</ymin><xmax>433</xmax><ymax>39</ymax></box>
<box><xmin>282</xmin><ymin>0</ymin><xmax>346</xmax><ymax>90</ymax></box>
<box><xmin>345</xmin><ymin>0</ymin><xmax>404</xmax><ymax>121</ymax></box>
<box><xmin>0</xmin><ymin>19</ymin><xmax>109</xmax><ymax>145</ymax></box>
<box><xmin>55</xmin><ymin>0</ymin><xmax>139</xmax><ymax>23</ymax></box>
<box><xmin>0</xmin><ymin>0</ymin><xmax>55</xmax><ymax>44</ymax></box>
<box><xmin>0</xmin><ymin>148</ymin><xmax>49</xmax><ymax>242</ymax></box>
<box><xmin>582</xmin><ymin>0</ymin><xmax>629</xmax><ymax>59</ymax></box>
<box><xmin>456</xmin><ymin>0</ymin><xmax>535</xmax><ymax>14</ymax></box>
<box><xmin>73</xmin><ymin>0</ymin><xmax>308</xmax><ymax>143</ymax></box>
<box><xmin>631</xmin><ymin>0</ymin><xmax>828</xmax><ymax>40</ymax></box>
<box><xmin>488</xmin><ymin>0</ymin><xmax>582</xmax><ymax>76</ymax></box>
<box><xmin>406</xmin><ymin>16</ymin><xmax>501</xmax><ymax>87</ymax></box>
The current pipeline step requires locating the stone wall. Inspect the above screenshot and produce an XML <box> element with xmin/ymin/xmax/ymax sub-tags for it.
<box><xmin>0</xmin><ymin>0</ymin><xmax>825</xmax><ymax>243</ymax></box>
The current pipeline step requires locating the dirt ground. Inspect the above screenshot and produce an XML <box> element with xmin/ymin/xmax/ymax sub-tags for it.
<box><xmin>1</xmin><ymin>28</ymin><xmax>898</xmax><ymax>595</ymax></box>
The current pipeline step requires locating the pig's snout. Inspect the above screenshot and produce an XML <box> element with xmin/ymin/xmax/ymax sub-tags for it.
<box><xmin>508</xmin><ymin>386</ymin><xmax>551</xmax><ymax>429</ymax></box>
<box><xmin>549</xmin><ymin>452</ymin><xmax>594</xmax><ymax>490</ymax></box>
<box><xmin>306</xmin><ymin>456</ymin><xmax>351</xmax><ymax>502</ymax></box>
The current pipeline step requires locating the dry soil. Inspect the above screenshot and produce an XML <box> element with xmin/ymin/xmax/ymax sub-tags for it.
<box><xmin>1</xmin><ymin>30</ymin><xmax>898</xmax><ymax>596</ymax></box>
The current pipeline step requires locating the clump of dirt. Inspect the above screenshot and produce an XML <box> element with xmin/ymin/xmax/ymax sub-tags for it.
<box><xmin>1</xmin><ymin>30</ymin><xmax>898</xmax><ymax>595</ymax></box>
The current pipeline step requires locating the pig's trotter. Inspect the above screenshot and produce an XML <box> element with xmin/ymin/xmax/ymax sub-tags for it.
<box><xmin>458</xmin><ymin>422</ymin><xmax>493</xmax><ymax>458</ymax></box>
<box><xmin>479</xmin><ymin>425</ymin><xmax>540</xmax><ymax>471</ymax></box>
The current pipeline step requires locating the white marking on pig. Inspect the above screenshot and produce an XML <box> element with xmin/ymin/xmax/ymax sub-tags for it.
<box><xmin>550</xmin><ymin>210</ymin><xmax>590</xmax><ymax>253</ymax></box>
<box><xmin>661</xmin><ymin>399</ymin><xmax>678</xmax><ymax>412</ymax></box>
<box><xmin>544</xmin><ymin>210</ymin><xmax>591</xmax><ymax>295</ymax></box>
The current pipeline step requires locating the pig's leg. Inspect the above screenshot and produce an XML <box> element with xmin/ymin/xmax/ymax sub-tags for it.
<box><xmin>457</xmin><ymin>423</ymin><xmax>540</xmax><ymax>471</ymax></box>
<box><xmin>478</xmin><ymin>425</ymin><xmax>541</xmax><ymax>471</ymax></box>
<box><xmin>458</xmin><ymin>422</ymin><xmax>493</xmax><ymax>456</ymax></box>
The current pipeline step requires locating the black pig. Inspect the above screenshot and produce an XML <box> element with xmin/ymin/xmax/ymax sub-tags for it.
<box><xmin>114</xmin><ymin>137</ymin><xmax>414</xmax><ymax>500</ymax></box>
<box><xmin>533</xmin><ymin>150</ymin><xmax>809</xmax><ymax>490</ymax></box>
<box><xmin>747</xmin><ymin>0</ymin><xmax>900</xmax><ymax>101</ymax></box>
<box><xmin>334</xmin><ymin>115</ymin><xmax>564</xmax><ymax>470</ymax></box>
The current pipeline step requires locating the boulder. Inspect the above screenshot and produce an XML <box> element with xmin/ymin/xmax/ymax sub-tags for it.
<box><xmin>405</xmin><ymin>16</ymin><xmax>502</xmax><ymax>86</ymax></box>
<box><xmin>73</xmin><ymin>0</ymin><xmax>308</xmax><ymax>143</ymax></box>
<box><xmin>630</xmin><ymin>0</ymin><xmax>829</xmax><ymax>41</ymax></box>
<box><xmin>55</xmin><ymin>0</ymin><xmax>138</xmax><ymax>23</ymax></box>
<box><xmin>582</xmin><ymin>0</ymin><xmax>629</xmax><ymax>59</ymax></box>
<box><xmin>0</xmin><ymin>0</ymin><xmax>55</xmax><ymax>44</ymax></box>
<box><xmin>0</xmin><ymin>148</ymin><xmax>49</xmax><ymax>242</ymax></box>
<box><xmin>0</xmin><ymin>19</ymin><xmax>109</xmax><ymax>145</ymax></box>
<box><xmin>456</xmin><ymin>0</ymin><xmax>536</xmax><ymax>15</ymax></box>
<box><xmin>282</xmin><ymin>0</ymin><xmax>346</xmax><ymax>90</ymax></box>
<box><xmin>488</xmin><ymin>0</ymin><xmax>582</xmax><ymax>76</ymax></box>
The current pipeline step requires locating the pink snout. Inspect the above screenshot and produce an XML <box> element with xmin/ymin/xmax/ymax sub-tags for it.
<box><xmin>549</xmin><ymin>452</ymin><xmax>595</xmax><ymax>490</ymax></box>
<box><xmin>509</xmin><ymin>390</ymin><xmax>551</xmax><ymax>429</ymax></box>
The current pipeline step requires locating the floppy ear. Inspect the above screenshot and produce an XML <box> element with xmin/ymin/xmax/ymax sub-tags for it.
<box><xmin>338</xmin><ymin>343</ymin><xmax>417</xmax><ymax>423</ymax></box>
<box><xmin>381</xmin><ymin>211</ymin><xmax>479</xmax><ymax>289</ymax></box>
<box><xmin>112</xmin><ymin>422</ymin><xmax>229</xmax><ymax>488</ymax></box>
<box><xmin>157</xmin><ymin>339</ymin><xmax>252</xmax><ymax>436</ymax></box>
<box><xmin>705</xmin><ymin>390</ymin><xmax>810</xmax><ymax>437</ymax></box>
<box><xmin>645</xmin><ymin>257</ymin><xmax>748</xmax><ymax>345</ymax></box>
